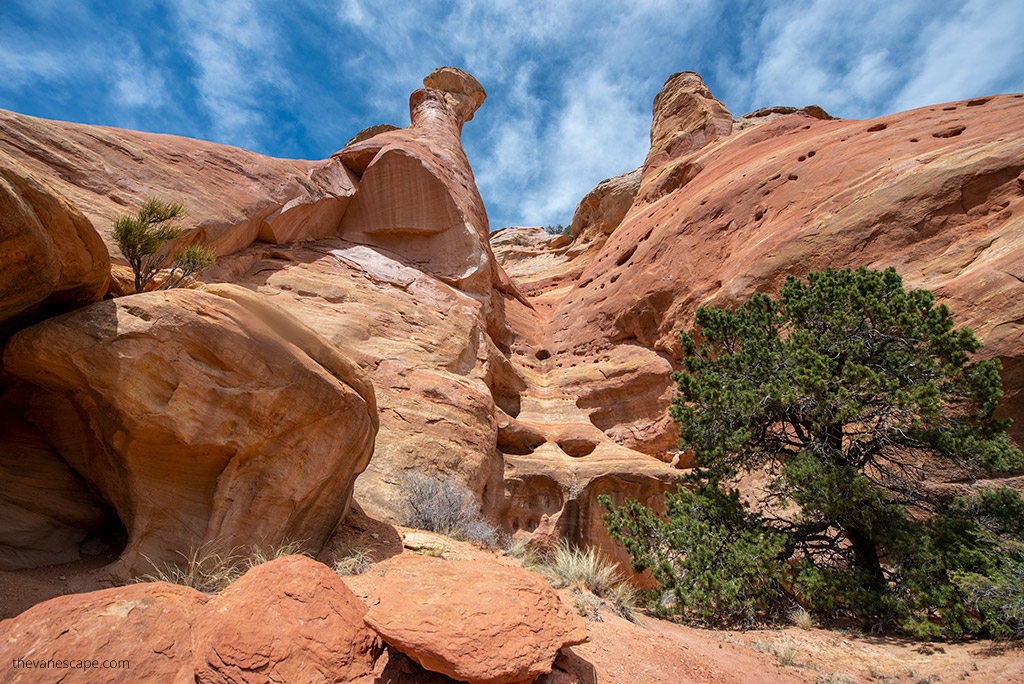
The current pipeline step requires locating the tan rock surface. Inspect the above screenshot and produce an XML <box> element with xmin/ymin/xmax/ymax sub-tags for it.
<box><xmin>0</xmin><ymin>152</ymin><xmax>109</xmax><ymax>328</ymax></box>
<box><xmin>193</xmin><ymin>555</ymin><xmax>380</xmax><ymax>683</ymax></box>
<box><xmin>364</xmin><ymin>554</ymin><xmax>587</xmax><ymax>684</ymax></box>
<box><xmin>0</xmin><ymin>581</ymin><xmax>205</xmax><ymax>683</ymax></box>
<box><xmin>2</xmin><ymin>286</ymin><xmax>376</xmax><ymax>574</ymax></box>
<box><xmin>202</xmin><ymin>239</ymin><xmax>507</xmax><ymax>524</ymax></box>
<box><xmin>338</xmin><ymin>68</ymin><xmax>496</xmax><ymax>296</ymax></box>
<box><xmin>0</xmin><ymin>108</ymin><xmax>358</xmax><ymax>259</ymax></box>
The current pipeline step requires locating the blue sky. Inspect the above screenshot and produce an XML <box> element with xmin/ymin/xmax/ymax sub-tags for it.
<box><xmin>2</xmin><ymin>1</ymin><xmax>1023</xmax><ymax>230</ymax></box>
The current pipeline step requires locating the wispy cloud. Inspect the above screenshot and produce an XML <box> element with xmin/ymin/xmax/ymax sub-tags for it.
<box><xmin>1</xmin><ymin>0</ymin><xmax>1022</xmax><ymax>228</ymax></box>
<box><xmin>172</xmin><ymin>0</ymin><xmax>293</xmax><ymax>148</ymax></box>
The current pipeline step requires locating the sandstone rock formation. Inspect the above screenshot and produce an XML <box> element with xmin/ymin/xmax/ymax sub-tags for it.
<box><xmin>545</xmin><ymin>87</ymin><xmax>1024</xmax><ymax>454</ymax></box>
<box><xmin>2</xmin><ymin>286</ymin><xmax>376</xmax><ymax>574</ymax></box>
<box><xmin>0</xmin><ymin>581</ymin><xmax>206</xmax><ymax>683</ymax></box>
<box><xmin>193</xmin><ymin>555</ymin><xmax>380</xmax><ymax>683</ymax></box>
<box><xmin>0</xmin><ymin>108</ymin><xmax>358</xmax><ymax>259</ymax></box>
<box><xmin>365</xmin><ymin>554</ymin><xmax>587</xmax><ymax>683</ymax></box>
<box><xmin>337</xmin><ymin>67</ymin><xmax>495</xmax><ymax>295</ymax></box>
<box><xmin>0</xmin><ymin>153</ymin><xmax>109</xmax><ymax>328</ymax></box>
<box><xmin>2</xmin><ymin>62</ymin><xmax>1021</xmax><ymax>594</ymax></box>
<box><xmin>0</xmin><ymin>401</ymin><xmax>107</xmax><ymax>570</ymax></box>
<box><xmin>0</xmin><ymin>556</ymin><xmax>380</xmax><ymax>684</ymax></box>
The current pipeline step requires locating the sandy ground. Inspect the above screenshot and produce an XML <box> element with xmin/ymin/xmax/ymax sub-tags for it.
<box><xmin>3</xmin><ymin>521</ymin><xmax>1022</xmax><ymax>684</ymax></box>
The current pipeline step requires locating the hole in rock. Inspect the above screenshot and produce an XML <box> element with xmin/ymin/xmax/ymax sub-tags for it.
<box><xmin>497</xmin><ymin>423</ymin><xmax>546</xmax><ymax>455</ymax></box>
<box><xmin>615</xmin><ymin>245</ymin><xmax>637</xmax><ymax>267</ymax></box>
<box><xmin>80</xmin><ymin>506</ymin><xmax>128</xmax><ymax>560</ymax></box>
<box><xmin>807</xmin><ymin>150</ymin><xmax>816</xmax><ymax>157</ymax></box>
<box><xmin>535</xmin><ymin>349</ymin><xmax>551</xmax><ymax>361</ymax></box>
<box><xmin>867</xmin><ymin>123</ymin><xmax>887</xmax><ymax>132</ymax></box>
<box><xmin>787</xmin><ymin>174</ymin><xmax>798</xmax><ymax>181</ymax></box>
<box><xmin>797</xmin><ymin>155</ymin><xmax>806</xmax><ymax>162</ymax></box>
<box><xmin>967</xmin><ymin>98</ymin><xmax>990</xmax><ymax>107</ymax></box>
<box><xmin>909</xmin><ymin>138</ymin><xmax>919</xmax><ymax>143</ymax></box>
<box><xmin>942</xmin><ymin>106</ymin><xmax>957</xmax><ymax>111</ymax></box>
<box><xmin>933</xmin><ymin>125</ymin><xmax>966</xmax><ymax>139</ymax></box>
<box><xmin>557</xmin><ymin>439</ymin><xmax>598</xmax><ymax>458</ymax></box>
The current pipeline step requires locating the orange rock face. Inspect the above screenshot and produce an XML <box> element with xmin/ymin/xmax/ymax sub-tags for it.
<box><xmin>0</xmin><ymin>153</ymin><xmax>109</xmax><ymax>328</ymax></box>
<box><xmin>193</xmin><ymin>555</ymin><xmax>380</xmax><ymax>683</ymax></box>
<box><xmin>338</xmin><ymin>67</ymin><xmax>496</xmax><ymax>295</ymax></box>
<box><xmin>0</xmin><ymin>581</ymin><xmax>206</xmax><ymax>683</ymax></box>
<box><xmin>0</xmin><ymin>557</ymin><xmax>380</xmax><ymax>684</ymax></box>
<box><xmin>0</xmin><ymin>108</ymin><xmax>358</xmax><ymax>260</ymax></box>
<box><xmin>2</xmin><ymin>286</ymin><xmax>376</xmax><ymax>575</ymax></box>
<box><xmin>364</xmin><ymin>554</ymin><xmax>587</xmax><ymax>684</ymax></box>
<box><xmin>547</xmin><ymin>83</ymin><xmax>1024</xmax><ymax>452</ymax></box>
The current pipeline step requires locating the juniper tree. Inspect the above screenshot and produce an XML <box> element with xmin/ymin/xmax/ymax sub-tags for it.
<box><xmin>603</xmin><ymin>267</ymin><xmax>1023</xmax><ymax>635</ymax></box>
<box><xmin>113</xmin><ymin>199</ymin><xmax>214</xmax><ymax>293</ymax></box>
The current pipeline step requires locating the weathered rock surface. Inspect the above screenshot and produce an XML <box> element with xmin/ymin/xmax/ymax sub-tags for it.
<box><xmin>0</xmin><ymin>152</ymin><xmax>109</xmax><ymax>328</ymax></box>
<box><xmin>0</xmin><ymin>556</ymin><xmax>380</xmax><ymax>684</ymax></box>
<box><xmin>540</xmin><ymin>82</ymin><xmax>1024</xmax><ymax>462</ymax></box>
<box><xmin>194</xmin><ymin>555</ymin><xmax>380</xmax><ymax>683</ymax></box>
<box><xmin>0</xmin><ymin>108</ymin><xmax>358</xmax><ymax>259</ymax></box>
<box><xmin>0</xmin><ymin>581</ymin><xmax>206</xmax><ymax>683</ymax></box>
<box><xmin>644</xmin><ymin>72</ymin><xmax>733</xmax><ymax>174</ymax></box>
<box><xmin>338</xmin><ymin>67</ymin><xmax>496</xmax><ymax>295</ymax></box>
<box><xmin>365</xmin><ymin>554</ymin><xmax>587</xmax><ymax>683</ymax></box>
<box><xmin>2</xmin><ymin>286</ymin><xmax>376</xmax><ymax>574</ymax></box>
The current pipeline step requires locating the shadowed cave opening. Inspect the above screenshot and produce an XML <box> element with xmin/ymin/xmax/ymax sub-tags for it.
<box><xmin>79</xmin><ymin>503</ymin><xmax>128</xmax><ymax>562</ymax></box>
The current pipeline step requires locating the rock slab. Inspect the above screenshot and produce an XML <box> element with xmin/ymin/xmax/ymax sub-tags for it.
<box><xmin>365</xmin><ymin>555</ymin><xmax>588</xmax><ymax>684</ymax></box>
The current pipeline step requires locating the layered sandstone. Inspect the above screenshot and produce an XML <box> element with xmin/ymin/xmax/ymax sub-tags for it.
<box><xmin>0</xmin><ymin>153</ymin><xmax>109</xmax><ymax>328</ymax></box>
<box><xmin>2</xmin><ymin>286</ymin><xmax>376</xmax><ymax>574</ymax></box>
<box><xmin>535</xmin><ymin>79</ymin><xmax>1024</xmax><ymax>461</ymax></box>
<box><xmin>0</xmin><ymin>108</ymin><xmax>358</xmax><ymax>259</ymax></box>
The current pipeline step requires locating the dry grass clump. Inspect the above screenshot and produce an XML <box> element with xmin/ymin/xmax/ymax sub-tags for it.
<box><xmin>510</xmin><ymin>540</ymin><xmax>639</xmax><ymax>621</ymax></box>
<box><xmin>333</xmin><ymin>546</ymin><xmax>373</xmax><ymax>576</ymax></box>
<box><xmin>789</xmin><ymin>606</ymin><xmax>814</xmax><ymax>630</ymax></box>
<box><xmin>139</xmin><ymin>540</ymin><xmax>309</xmax><ymax>593</ymax></box>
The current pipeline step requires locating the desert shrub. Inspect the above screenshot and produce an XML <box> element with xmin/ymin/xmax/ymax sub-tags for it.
<box><xmin>396</xmin><ymin>472</ymin><xmax>502</xmax><ymax>548</ymax></box>
<box><xmin>333</xmin><ymin>546</ymin><xmax>373</xmax><ymax>576</ymax></box>
<box><xmin>543</xmin><ymin>223</ymin><xmax>571</xmax><ymax>236</ymax></box>
<box><xmin>113</xmin><ymin>198</ymin><xmax>215</xmax><ymax>292</ymax></box>
<box><xmin>139</xmin><ymin>540</ymin><xmax>309</xmax><ymax>593</ymax></box>
<box><xmin>603</xmin><ymin>267</ymin><xmax>1024</xmax><ymax>636</ymax></box>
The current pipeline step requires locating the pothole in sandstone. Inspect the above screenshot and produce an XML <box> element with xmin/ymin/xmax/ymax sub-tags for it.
<box><xmin>557</xmin><ymin>439</ymin><xmax>598</xmax><ymax>458</ymax></box>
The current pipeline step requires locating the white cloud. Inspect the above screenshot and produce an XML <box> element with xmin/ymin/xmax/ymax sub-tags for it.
<box><xmin>173</xmin><ymin>0</ymin><xmax>293</xmax><ymax>147</ymax></box>
<box><xmin>892</xmin><ymin>0</ymin><xmax>1024</xmax><ymax>111</ymax></box>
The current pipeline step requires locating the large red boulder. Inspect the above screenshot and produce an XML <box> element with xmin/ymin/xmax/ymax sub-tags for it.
<box><xmin>365</xmin><ymin>555</ymin><xmax>588</xmax><ymax>684</ymax></box>
<box><xmin>0</xmin><ymin>582</ymin><xmax>206</xmax><ymax>683</ymax></box>
<box><xmin>193</xmin><ymin>555</ymin><xmax>380</xmax><ymax>683</ymax></box>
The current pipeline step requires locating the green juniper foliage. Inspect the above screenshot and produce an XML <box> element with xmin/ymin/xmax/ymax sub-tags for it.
<box><xmin>602</xmin><ymin>267</ymin><xmax>1023</xmax><ymax>635</ymax></box>
<box><xmin>113</xmin><ymin>199</ymin><xmax>214</xmax><ymax>293</ymax></box>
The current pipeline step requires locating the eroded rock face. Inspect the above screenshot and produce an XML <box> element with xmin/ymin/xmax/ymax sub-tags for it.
<box><xmin>543</xmin><ymin>84</ymin><xmax>1024</xmax><ymax>462</ymax></box>
<box><xmin>202</xmin><ymin>240</ymin><xmax>506</xmax><ymax>525</ymax></box>
<box><xmin>194</xmin><ymin>555</ymin><xmax>380</xmax><ymax>683</ymax></box>
<box><xmin>0</xmin><ymin>401</ymin><xmax>108</xmax><ymax>570</ymax></box>
<box><xmin>0</xmin><ymin>557</ymin><xmax>380</xmax><ymax>684</ymax></box>
<box><xmin>365</xmin><ymin>554</ymin><xmax>587</xmax><ymax>684</ymax></box>
<box><xmin>0</xmin><ymin>582</ymin><xmax>206</xmax><ymax>683</ymax></box>
<box><xmin>0</xmin><ymin>153</ymin><xmax>109</xmax><ymax>328</ymax></box>
<box><xmin>2</xmin><ymin>286</ymin><xmax>376</xmax><ymax>574</ymax></box>
<box><xmin>337</xmin><ymin>69</ymin><xmax>495</xmax><ymax>296</ymax></box>
<box><xmin>0</xmin><ymin>109</ymin><xmax>358</xmax><ymax>259</ymax></box>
